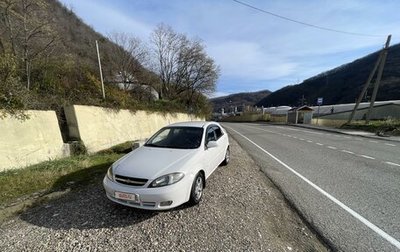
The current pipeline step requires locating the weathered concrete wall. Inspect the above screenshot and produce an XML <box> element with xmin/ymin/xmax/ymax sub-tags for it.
<box><xmin>311</xmin><ymin>118</ymin><xmax>347</xmax><ymax>127</ymax></box>
<box><xmin>65</xmin><ymin>105</ymin><xmax>204</xmax><ymax>153</ymax></box>
<box><xmin>220</xmin><ymin>113</ymin><xmax>270</xmax><ymax>122</ymax></box>
<box><xmin>0</xmin><ymin>111</ymin><xmax>65</xmax><ymax>172</ymax></box>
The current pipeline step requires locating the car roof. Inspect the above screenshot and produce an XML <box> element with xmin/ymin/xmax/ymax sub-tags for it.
<box><xmin>168</xmin><ymin>121</ymin><xmax>218</xmax><ymax>128</ymax></box>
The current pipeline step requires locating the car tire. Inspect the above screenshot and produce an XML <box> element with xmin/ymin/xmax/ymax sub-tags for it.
<box><xmin>189</xmin><ymin>173</ymin><xmax>204</xmax><ymax>205</ymax></box>
<box><xmin>221</xmin><ymin>146</ymin><xmax>230</xmax><ymax>166</ymax></box>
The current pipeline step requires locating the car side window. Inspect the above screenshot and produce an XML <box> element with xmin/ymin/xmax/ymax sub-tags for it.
<box><xmin>206</xmin><ymin>127</ymin><xmax>216</xmax><ymax>143</ymax></box>
<box><xmin>214</xmin><ymin>126</ymin><xmax>223</xmax><ymax>140</ymax></box>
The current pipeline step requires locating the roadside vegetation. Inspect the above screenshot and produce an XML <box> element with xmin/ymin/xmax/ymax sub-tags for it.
<box><xmin>0</xmin><ymin>0</ymin><xmax>218</xmax><ymax>120</ymax></box>
<box><xmin>342</xmin><ymin>119</ymin><xmax>400</xmax><ymax>136</ymax></box>
<box><xmin>0</xmin><ymin>142</ymin><xmax>132</xmax><ymax>207</ymax></box>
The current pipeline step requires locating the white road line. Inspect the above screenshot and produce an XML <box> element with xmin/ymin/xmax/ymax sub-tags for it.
<box><xmin>369</xmin><ymin>140</ymin><xmax>378</xmax><ymax>143</ymax></box>
<box><xmin>307</xmin><ymin>140</ymin><xmax>313</xmax><ymax>143</ymax></box>
<box><xmin>344</xmin><ymin>136</ymin><xmax>351</xmax><ymax>139</ymax></box>
<box><xmin>293</xmin><ymin>136</ymin><xmax>298</xmax><ymax>139</ymax></box>
<box><xmin>385</xmin><ymin>162</ymin><xmax>400</xmax><ymax>167</ymax></box>
<box><xmin>342</xmin><ymin>150</ymin><xmax>355</xmax><ymax>154</ymax></box>
<box><xmin>226</xmin><ymin>126</ymin><xmax>400</xmax><ymax>249</ymax></box>
<box><xmin>385</xmin><ymin>143</ymin><xmax>396</xmax><ymax>147</ymax></box>
<box><xmin>327</xmin><ymin>146</ymin><xmax>337</xmax><ymax>150</ymax></box>
<box><xmin>360</xmin><ymin>155</ymin><xmax>375</xmax><ymax>160</ymax></box>
<box><xmin>299</xmin><ymin>138</ymin><xmax>305</xmax><ymax>141</ymax></box>
<box><xmin>316</xmin><ymin>143</ymin><xmax>324</xmax><ymax>146</ymax></box>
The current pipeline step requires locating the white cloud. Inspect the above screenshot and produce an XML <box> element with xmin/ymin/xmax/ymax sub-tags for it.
<box><xmin>208</xmin><ymin>41</ymin><xmax>297</xmax><ymax>80</ymax></box>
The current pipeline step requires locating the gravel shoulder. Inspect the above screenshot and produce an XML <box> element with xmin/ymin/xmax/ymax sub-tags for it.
<box><xmin>0</xmin><ymin>137</ymin><xmax>328</xmax><ymax>251</ymax></box>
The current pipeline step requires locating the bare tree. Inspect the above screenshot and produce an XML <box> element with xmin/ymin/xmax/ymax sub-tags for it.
<box><xmin>150</xmin><ymin>23</ymin><xmax>184</xmax><ymax>99</ymax></box>
<box><xmin>150</xmin><ymin>24</ymin><xmax>219</xmax><ymax>103</ymax></box>
<box><xmin>174</xmin><ymin>38</ymin><xmax>219</xmax><ymax>104</ymax></box>
<box><xmin>107</xmin><ymin>32</ymin><xmax>147</xmax><ymax>91</ymax></box>
<box><xmin>0</xmin><ymin>0</ymin><xmax>57</xmax><ymax>89</ymax></box>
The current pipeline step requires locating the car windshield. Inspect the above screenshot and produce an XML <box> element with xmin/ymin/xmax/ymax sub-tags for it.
<box><xmin>145</xmin><ymin>127</ymin><xmax>204</xmax><ymax>149</ymax></box>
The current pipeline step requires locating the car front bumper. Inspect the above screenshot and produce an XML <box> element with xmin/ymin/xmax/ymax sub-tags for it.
<box><xmin>103</xmin><ymin>175</ymin><xmax>192</xmax><ymax>210</ymax></box>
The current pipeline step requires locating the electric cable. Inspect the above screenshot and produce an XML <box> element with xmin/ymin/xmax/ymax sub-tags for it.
<box><xmin>232</xmin><ymin>0</ymin><xmax>384</xmax><ymax>38</ymax></box>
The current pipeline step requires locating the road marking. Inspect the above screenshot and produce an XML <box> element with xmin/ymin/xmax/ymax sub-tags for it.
<box><xmin>369</xmin><ymin>140</ymin><xmax>378</xmax><ymax>143</ymax></box>
<box><xmin>385</xmin><ymin>143</ymin><xmax>396</xmax><ymax>147</ymax></box>
<box><xmin>344</xmin><ymin>136</ymin><xmax>351</xmax><ymax>139</ymax></box>
<box><xmin>360</xmin><ymin>155</ymin><xmax>375</xmax><ymax>160</ymax></box>
<box><xmin>307</xmin><ymin>140</ymin><xmax>313</xmax><ymax>143</ymax></box>
<box><xmin>293</xmin><ymin>136</ymin><xmax>298</xmax><ymax>139</ymax></box>
<box><xmin>226</xmin><ymin>126</ymin><xmax>400</xmax><ymax>249</ymax></box>
<box><xmin>385</xmin><ymin>162</ymin><xmax>400</xmax><ymax>167</ymax></box>
<box><xmin>316</xmin><ymin>143</ymin><xmax>323</xmax><ymax>146</ymax></box>
<box><xmin>342</xmin><ymin>150</ymin><xmax>355</xmax><ymax>154</ymax></box>
<box><xmin>299</xmin><ymin>138</ymin><xmax>305</xmax><ymax>141</ymax></box>
<box><xmin>327</xmin><ymin>146</ymin><xmax>337</xmax><ymax>150</ymax></box>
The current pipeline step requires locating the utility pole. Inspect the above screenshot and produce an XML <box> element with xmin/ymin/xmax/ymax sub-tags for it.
<box><xmin>96</xmin><ymin>40</ymin><xmax>105</xmax><ymax>100</ymax></box>
<box><xmin>365</xmin><ymin>35</ymin><xmax>391</xmax><ymax>124</ymax></box>
<box><xmin>347</xmin><ymin>35</ymin><xmax>391</xmax><ymax>124</ymax></box>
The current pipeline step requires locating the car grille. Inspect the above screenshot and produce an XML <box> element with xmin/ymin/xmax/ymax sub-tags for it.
<box><xmin>115</xmin><ymin>174</ymin><xmax>148</xmax><ymax>186</ymax></box>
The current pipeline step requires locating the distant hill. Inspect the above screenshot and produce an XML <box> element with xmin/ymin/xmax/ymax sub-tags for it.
<box><xmin>210</xmin><ymin>90</ymin><xmax>271</xmax><ymax>112</ymax></box>
<box><xmin>256</xmin><ymin>43</ymin><xmax>400</xmax><ymax>107</ymax></box>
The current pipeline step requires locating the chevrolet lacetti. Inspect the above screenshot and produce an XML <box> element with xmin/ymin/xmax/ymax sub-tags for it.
<box><xmin>103</xmin><ymin>121</ymin><xmax>230</xmax><ymax>210</ymax></box>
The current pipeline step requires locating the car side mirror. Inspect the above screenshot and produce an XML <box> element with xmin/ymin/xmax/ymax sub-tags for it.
<box><xmin>207</xmin><ymin>140</ymin><xmax>218</xmax><ymax>148</ymax></box>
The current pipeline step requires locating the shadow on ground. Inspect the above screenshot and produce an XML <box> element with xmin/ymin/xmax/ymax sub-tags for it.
<box><xmin>19</xmin><ymin>154</ymin><xmax>160</xmax><ymax>230</ymax></box>
<box><xmin>19</xmin><ymin>180</ymin><xmax>158</xmax><ymax>230</ymax></box>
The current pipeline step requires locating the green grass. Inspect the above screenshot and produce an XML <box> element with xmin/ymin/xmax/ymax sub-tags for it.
<box><xmin>341</xmin><ymin>119</ymin><xmax>400</xmax><ymax>135</ymax></box>
<box><xmin>0</xmin><ymin>142</ymin><xmax>133</xmax><ymax>206</ymax></box>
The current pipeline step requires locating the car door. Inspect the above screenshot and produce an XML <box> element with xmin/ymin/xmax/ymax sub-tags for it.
<box><xmin>203</xmin><ymin>126</ymin><xmax>220</xmax><ymax>177</ymax></box>
<box><xmin>213</xmin><ymin>125</ymin><xmax>227</xmax><ymax>163</ymax></box>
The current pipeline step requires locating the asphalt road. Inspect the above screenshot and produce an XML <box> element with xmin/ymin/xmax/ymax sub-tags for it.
<box><xmin>223</xmin><ymin>122</ymin><xmax>400</xmax><ymax>252</ymax></box>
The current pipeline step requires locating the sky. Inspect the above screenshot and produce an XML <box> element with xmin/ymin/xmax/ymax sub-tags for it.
<box><xmin>58</xmin><ymin>0</ymin><xmax>399</xmax><ymax>97</ymax></box>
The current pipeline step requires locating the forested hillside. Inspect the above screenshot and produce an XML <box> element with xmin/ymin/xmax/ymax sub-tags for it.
<box><xmin>210</xmin><ymin>90</ymin><xmax>271</xmax><ymax>112</ymax></box>
<box><xmin>256</xmin><ymin>43</ymin><xmax>400</xmax><ymax>107</ymax></box>
<box><xmin>0</xmin><ymin>0</ymin><xmax>218</xmax><ymax>118</ymax></box>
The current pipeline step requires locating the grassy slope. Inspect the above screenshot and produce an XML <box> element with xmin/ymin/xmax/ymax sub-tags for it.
<box><xmin>0</xmin><ymin>143</ymin><xmax>132</xmax><ymax>206</ymax></box>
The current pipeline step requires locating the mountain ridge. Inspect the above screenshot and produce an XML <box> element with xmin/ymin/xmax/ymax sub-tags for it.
<box><xmin>256</xmin><ymin>43</ymin><xmax>400</xmax><ymax>107</ymax></box>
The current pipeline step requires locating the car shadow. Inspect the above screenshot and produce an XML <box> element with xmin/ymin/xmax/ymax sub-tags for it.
<box><xmin>19</xmin><ymin>158</ymin><xmax>159</xmax><ymax>230</ymax></box>
<box><xmin>19</xmin><ymin>180</ymin><xmax>158</xmax><ymax>230</ymax></box>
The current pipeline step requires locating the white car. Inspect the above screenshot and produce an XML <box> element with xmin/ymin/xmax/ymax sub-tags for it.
<box><xmin>103</xmin><ymin>121</ymin><xmax>230</xmax><ymax>210</ymax></box>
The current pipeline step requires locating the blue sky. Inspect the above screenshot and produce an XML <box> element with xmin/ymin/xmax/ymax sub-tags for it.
<box><xmin>59</xmin><ymin>0</ymin><xmax>399</xmax><ymax>97</ymax></box>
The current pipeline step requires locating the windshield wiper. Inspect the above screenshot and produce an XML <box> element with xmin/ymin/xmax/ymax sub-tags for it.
<box><xmin>144</xmin><ymin>143</ymin><xmax>171</xmax><ymax>148</ymax></box>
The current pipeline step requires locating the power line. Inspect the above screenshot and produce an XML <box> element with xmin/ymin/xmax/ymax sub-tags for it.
<box><xmin>232</xmin><ymin>0</ymin><xmax>384</xmax><ymax>38</ymax></box>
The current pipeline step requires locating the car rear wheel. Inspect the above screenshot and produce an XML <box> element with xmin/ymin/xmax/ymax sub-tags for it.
<box><xmin>221</xmin><ymin>146</ymin><xmax>230</xmax><ymax>166</ymax></box>
<box><xmin>189</xmin><ymin>173</ymin><xmax>204</xmax><ymax>205</ymax></box>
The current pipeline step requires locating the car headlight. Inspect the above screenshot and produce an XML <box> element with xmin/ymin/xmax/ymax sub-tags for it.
<box><xmin>107</xmin><ymin>166</ymin><xmax>114</xmax><ymax>181</ymax></box>
<box><xmin>149</xmin><ymin>172</ymin><xmax>184</xmax><ymax>188</ymax></box>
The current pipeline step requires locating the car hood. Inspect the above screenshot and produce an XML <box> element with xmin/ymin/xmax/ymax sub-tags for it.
<box><xmin>113</xmin><ymin>146</ymin><xmax>197</xmax><ymax>179</ymax></box>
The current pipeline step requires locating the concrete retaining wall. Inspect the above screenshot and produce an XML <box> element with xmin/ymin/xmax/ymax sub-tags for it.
<box><xmin>65</xmin><ymin>105</ymin><xmax>203</xmax><ymax>153</ymax></box>
<box><xmin>1</xmin><ymin>106</ymin><xmax>203</xmax><ymax>171</ymax></box>
<box><xmin>311</xmin><ymin>118</ymin><xmax>347</xmax><ymax>127</ymax></box>
<box><xmin>220</xmin><ymin>113</ymin><xmax>270</xmax><ymax>122</ymax></box>
<box><xmin>0</xmin><ymin>111</ymin><xmax>66</xmax><ymax>172</ymax></box>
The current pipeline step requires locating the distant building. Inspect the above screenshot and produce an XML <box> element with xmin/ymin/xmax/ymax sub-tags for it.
<box><xmin>111</xmin><ymin>72</ymin><xmax>159</xmax><ymax>100</ymax></box>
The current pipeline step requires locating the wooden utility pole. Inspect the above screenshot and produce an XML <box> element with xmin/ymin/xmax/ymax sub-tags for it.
<box><xmin>365</xmin><ymin>35</ymin><xmax>391</xmax><ymax>123</ymax></box>
<box><xmin>96</xmin><ymin>40</ymin><xmax>106</xmax><ymax>100</ymax></box>
<box><xmin>347</xmin><ymin>35</ymin><xmax>391</xmax><ymax>124</ymax></box>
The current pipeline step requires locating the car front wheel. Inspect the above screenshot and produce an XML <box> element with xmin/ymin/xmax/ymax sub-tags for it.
<box><xmin>189</xmin><ymin>173</ymin><xmax>204</xmax><ymax>205</ymax></box>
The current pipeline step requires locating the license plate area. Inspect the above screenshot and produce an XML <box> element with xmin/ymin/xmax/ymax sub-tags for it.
<box><xmin>114</xmin><ymin>191</ymin><xmax>139</xmax><ymax>202</ymax></box>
